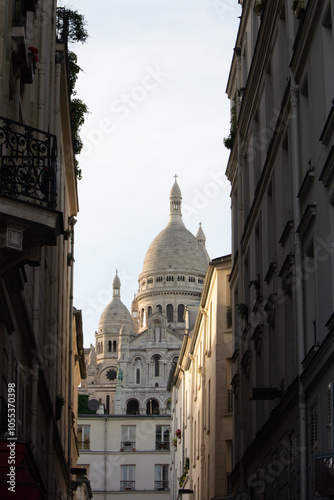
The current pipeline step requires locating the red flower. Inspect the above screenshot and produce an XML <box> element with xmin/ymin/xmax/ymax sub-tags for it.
<box><xmin>28</xmin><ymin>46</ymin><xmax>39</xmax><ymax>54</ymax></box>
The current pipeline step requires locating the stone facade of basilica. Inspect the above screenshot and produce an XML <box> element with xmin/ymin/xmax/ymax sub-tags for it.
<box><xmin>79</xmin><ymin>178</ymin><xmax>210</xmax><ymax>416</ymax></box>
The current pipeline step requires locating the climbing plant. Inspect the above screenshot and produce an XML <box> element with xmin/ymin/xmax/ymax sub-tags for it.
<box><xmin>56</xmin><ymin>6</ymin><xmax>89</xmax><ymax>179</ymax></box>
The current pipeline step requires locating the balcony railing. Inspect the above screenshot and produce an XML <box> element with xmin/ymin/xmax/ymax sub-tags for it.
<box><xmin>155</xmin><ymin>441</ymin><xmax>170</xmax><ymax>451</ymax></box>
<box><xmin>155</xmin><ymin>480</ymin><xmax>169</xmax><ymax>490</ymax></box>
<box><xmin>120</xmin><ymin>441</ymin><xmax>136</xmax><ymax>451</ymax></box>
<box><xmin>0</xmin><ymin>116</ymin><xmax>57</xmax><ymax>209</ymax></box>
<box><xmin>120</xmin><ymin>481</ymin><xmax>135</xmax><ymax>491</ymax></box>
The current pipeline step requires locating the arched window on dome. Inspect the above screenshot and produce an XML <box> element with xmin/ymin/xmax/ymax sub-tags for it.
<box><xmin>100</xmin><ymin>342</ymin><xmax>103</xmax><ymax>354</ymax></box>
<box><xmin>152</xmin><ymin>354</ymin><xmax>161</xmax><ymax>377</ymax></box>
<box><xmin>148</xmin><ymin>306</ymin><xmax>152</xmax><ymax>317</ymax></box>
<box><xmin>166</xmin><ymin>304</ymin><xmax>174</xmax><ymax>323</ymax></box>
<box><xmin>113</xmin><ymin>340</ymin><xmax>117</xmax><ymax>352</ymax></box>
<box><xmin>156</xmin><ymin>304</ymin><xmax>162</xmax><ymax>314</ymax></box>
<box><xmin>136</xmin><ymin>368</ymin><xmax>140</xmax><ymax>384</ymax></box>
<box><xmin>178</xmin><ymin>304</ymin><xmax>185</xmax><ymax>322</ymax></box>
<box><xmin>108</xmin><ymin>341</ymin><xmax>112</xmax><ymax>352</ymax></box>
<box><xmin>140</xmin><ymin>308</ymin><xmax>145</xmax><ymax>327</ymax></box>
<box><xmin>154</xmin><ymin>321</ymin><xmax>161</xmax><ymax>342</ymax></box>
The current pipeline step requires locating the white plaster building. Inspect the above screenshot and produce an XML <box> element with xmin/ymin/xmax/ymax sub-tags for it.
<box><xmin>78</xmin><ymin>179</ymin><xmax>210</xmax><ymax>496</ymax></box>
<box><xmin>168</xmin><ymin>255</ymin><xmax>232</xmax><ymax>500</ymax></box>
<box><xmin>225</xmin><ymin>1</ymin><xmax>334</xmax><ymax>498</ymax></box>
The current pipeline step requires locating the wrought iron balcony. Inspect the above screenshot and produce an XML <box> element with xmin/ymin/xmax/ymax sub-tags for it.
<box><xmin>120</xmin><ymin>441</ymin><xmax>136</xmax><ymax>451</ymax></box>
<box><xmin>120</xmin><ymin>481</ymin><xmax>135</xmax><ymax>491</ymax></box>
<box><xmin>155</xmin><ymin>480</ymin><xmax>169</xmax><ymax>491</ymax></box>
<box><xmin>0</xmin><ymin>116</ymin><xmax>57</xmax><ymax>209</ymax></box>
<box><xmin>155</xmin><ymin>441</ymin><xmax>170</xmax><ymax>451</ymax></box>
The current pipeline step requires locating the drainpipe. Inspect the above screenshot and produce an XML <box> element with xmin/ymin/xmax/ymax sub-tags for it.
<box><xmin>290</xmin><ymin>84</ymin><xmax>307</xmax><ymax>499</ymax></box>
<box><xmin>67</xmin><ymin>217</ymin><xmax>76</xmax><ymax>499</ymax></box>
<box><xmin>30</xmin><ymin>267</ymin><xmax>40</xmax><ymax>453</ymax></box>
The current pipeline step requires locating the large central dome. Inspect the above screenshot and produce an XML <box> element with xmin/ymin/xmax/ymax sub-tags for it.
<box><xmin>142</xmin><ymin>223</ymin><xmax>209</xmax><ymax>275</ymax></box>
<box><xmin>141</xmin><ymin>179</ymin><xmax>209</xmax><ymax>276</ymax></box>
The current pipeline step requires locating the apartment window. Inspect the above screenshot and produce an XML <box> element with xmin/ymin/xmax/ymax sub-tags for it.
<box><xmin>156</xmin><ymin>425</ymin><xmax>170</xmax><ymax>450</ymax></box>
<box><xmin>155</xmin><ymin>464</ymin><xmax>169</xmax><ymax>490</ymax></box>
<box><xmin>121</xmin><ymin>425</ymin><xmax>136</xmax><ymax>450</ymax></box>
<box><xmin>77</xmin><ymin>425</ymin><xmax>90</xmax><ymax>450</ymax></box>
<box><xmin>167</xmin><ymin>304</ymin><xmax>173</xmax><ymax>322</ymax></box>
<box><xmin>177</xmin><ymin>304</ymin><xmax>185</xmax><ymax>322</ymax></box>
<box><xmin>121</xmin><ymin>465</ymin><xmax>135</xmax><ymax>490</ymax></box>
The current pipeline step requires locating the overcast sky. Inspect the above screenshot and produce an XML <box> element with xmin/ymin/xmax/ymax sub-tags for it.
<box><xmin>63</xmin><ymin>0</ymin><xmax>241</xmax><ymax>347</ymax></box>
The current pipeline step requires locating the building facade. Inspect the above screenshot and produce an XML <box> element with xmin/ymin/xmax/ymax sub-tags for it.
<box><xmin>226</xmin><ymin>0</ymin><xmax>334</xmax><ymax>498</ymax></box>
<box><xmin>78</xmin><ymin>179</ymin><xmax>210</xmax><ymax>497</ymax></box>
<box><xmin>0</xmin><ymin>1</ymin><xmax>89</xmax><ymax>499</ymax></box>
<box><xmin>169</xmin><ymin>255</ymin><xmax>232</xmax><ymax>500</ymax></box>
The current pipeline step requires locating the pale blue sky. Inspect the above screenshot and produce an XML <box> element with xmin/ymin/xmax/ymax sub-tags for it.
<box><xmin>63</xmin><ymin>0</ymin><xmax>241</xmax><ymax>346</ymax></box>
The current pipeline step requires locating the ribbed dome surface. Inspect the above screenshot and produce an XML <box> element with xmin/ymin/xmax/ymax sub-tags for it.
<box><xmin>142</xmin><ymin>221</ymin><xmax>209</xmax><ymax>276</ymax></box>
<box><xmin>98</xmin><ymin>298</ymin><xmax>133</xmax><ymax>334</ymax></box>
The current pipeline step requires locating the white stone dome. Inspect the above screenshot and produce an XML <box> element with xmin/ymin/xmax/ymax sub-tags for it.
<box><xmin>98</xmin><ymin>272</ymin><xmax>133</xmax><ymax>334</ymax></box>
<box><xmin>141</xmin><ymin>178</ymin><xmax>209</xmax><ymax>277</ymax></box>
<box><xmin>142</xmin><ymin>222</ymin><xmax>209</xmax><ymax>276</ymax></box>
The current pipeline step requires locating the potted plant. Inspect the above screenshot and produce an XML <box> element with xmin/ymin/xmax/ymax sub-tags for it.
<box><xmin>175</xmin><ymin>428</ymin><xmax>181</xmax><ymax>440</ymax></box>
<box><xmin>172</xmin><ymin>438</ymin><xmax>178</xmax><ymax>447</ymax></box>
<box><xmin>254</xmin><ymin>0</ymin><xmax>266</xmax><ymax>17</ymax></box>
<box><xmin>237</xmin><ymin>303</ymin><xmax>249</xmax><ymax>322</ymax></box>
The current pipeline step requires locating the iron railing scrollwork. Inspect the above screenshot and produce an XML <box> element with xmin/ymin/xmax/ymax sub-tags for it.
<box><xmin>120</xmin><ymin>481</ymin><xmax>135</xmax><ymax>491</ymax></box>
<box><xmin>0</xmin><ymin>116</ymin><xmax>57</xmax><ymax>209</ymax></box>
